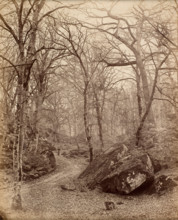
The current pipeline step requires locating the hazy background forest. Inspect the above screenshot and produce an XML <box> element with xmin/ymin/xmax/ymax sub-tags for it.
<box><xmin>0</xmin><ymin>0</ymin><xmax>178</xmax><ymax>219</ymax></box>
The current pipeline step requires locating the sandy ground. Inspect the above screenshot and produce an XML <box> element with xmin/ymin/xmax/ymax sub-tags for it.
<box><xmin>0</xmin><ymin>153</ymin><xmax>178</xmax><ymax>220</ymax></box>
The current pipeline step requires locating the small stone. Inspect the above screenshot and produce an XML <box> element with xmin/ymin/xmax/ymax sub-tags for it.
<box><xmin>117</xmin><ymin>201</ymin><xmax>124</xmax><ymax>205</ymax></box>
<box><xmin>105</xmin><ymin>201</ymin><xmax>115</xmax><ymax>210</ymax></box>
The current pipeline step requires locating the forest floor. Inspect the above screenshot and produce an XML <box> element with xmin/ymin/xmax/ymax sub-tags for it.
<box><xmin>0</xmin><ymin>152</ymin><xmax>178</xmax><ymax>220</ymax></box>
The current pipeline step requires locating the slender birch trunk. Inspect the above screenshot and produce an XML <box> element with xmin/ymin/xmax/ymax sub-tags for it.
<box><xmin>12</xmin><ymin>77</ymin><xmax>24</xmax><ymax>210</ymax></box>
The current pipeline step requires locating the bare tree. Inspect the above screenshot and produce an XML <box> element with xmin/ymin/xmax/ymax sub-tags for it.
<box><xmin>0</xmin><ymin>0</ymin><xmax>83</xmax><ymax>209</ymax></box>
<box><xmin>85</xmin><ymin>6</ymin><xmax>156</xmax><ymax>124</ymax></box>
<box><xmin>0</xmin><ymin>0</ymin><xmax>46</xmax><ymax>209</ymax></box>
<box><xmin>81</xmin><ymin>2</ymin><xmax>176</xmax><ymax>145</ymax></box>
<box><xmin>52</xmin><ymin>18</ymin><xmax>111</xmax><ymax>161</ymax></box>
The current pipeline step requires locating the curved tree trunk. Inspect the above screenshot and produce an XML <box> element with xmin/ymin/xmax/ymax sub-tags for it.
<box><xmin>136</xmin><ymin>53</ymin><xmax>170</xmax><ymax>146</ymax></box>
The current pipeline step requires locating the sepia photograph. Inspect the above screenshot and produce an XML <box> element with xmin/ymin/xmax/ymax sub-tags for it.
<box><xmin>0</xmin><ymin>0</ymin><xmax>178</xmax><ymax>219</ymax></box>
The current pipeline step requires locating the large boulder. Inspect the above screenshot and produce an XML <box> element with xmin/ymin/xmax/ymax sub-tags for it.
<box><xmin>79</xmin><ymin>144</ymin><xmax>154</xmax><ymax>194</ymax></box>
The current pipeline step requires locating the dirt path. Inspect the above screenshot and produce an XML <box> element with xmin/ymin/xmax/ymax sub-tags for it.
<box><xmin>0</xmin><ymin>154</ymin><xmax>85</xmax><ymax>220</ymax></box>
<box><xmin>22</xmin><ymin>155</ymin><xmax>83</xmax><ymax>190</ymax></box>
<box><xmin>0</xmin><ymin>155</ymin><xmax>178</xmax><ymax>220</ymax></box>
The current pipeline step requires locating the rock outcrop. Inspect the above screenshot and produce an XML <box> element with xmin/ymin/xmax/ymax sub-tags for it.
<box><xmin>79</xmin><ymin>144</ymin><xmax>155</xmax><ymax>194</ymax></box>
<box><xmin>148</xmin><ymin>175</ymin><xmax>177</xmax><ymax>195</ymax></box>
<box><xmin>22</xmin><ymin>140</ymin><xmax>56</xmax><ymax>181</ymax></box>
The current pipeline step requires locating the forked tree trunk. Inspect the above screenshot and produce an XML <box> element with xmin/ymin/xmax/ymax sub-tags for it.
<box><xmin>136</xmin><ymin>53</ymin><xmax>170</xmax><ymax>146</ymax></box>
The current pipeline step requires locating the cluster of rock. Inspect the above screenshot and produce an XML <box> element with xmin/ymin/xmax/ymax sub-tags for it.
<box><xmin>78</xmin><ymin>143</ymin><xmax>177</xmax><ymax>195</ymax></box>
<box><xmin>0</xmin><ymin>137</ymin><xmax>56</xmax><ymax>181</ymax></box>
<box><xmin>22</xmin><ymin>140</ymin><xmax>56</xmax><ymax>181</ymax></box>
<box><xmin>23</xmin><ymin>150</ymin><xmax>56</xmax><ymax>181</ymax></box>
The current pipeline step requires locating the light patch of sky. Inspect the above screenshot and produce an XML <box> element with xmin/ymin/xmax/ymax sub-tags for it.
<box><xmin>50</xmin><ymin>1</ymin><xmax>159</xmax><ymax>19</ymax></box>
<box><xmin>44</xmin><ymin>1</ymin><xmax>165</xmax><ymax>89</ymax></box>
<box><xmin>45</xmin><ymin>1</ymin><xmax>147</xmax><ymax>19</ymax></box>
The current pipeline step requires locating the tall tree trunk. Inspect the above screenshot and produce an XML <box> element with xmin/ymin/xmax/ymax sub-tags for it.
<box><xmin>74</xmin><ymin>114</ymin><xmax>80</xmax><ymax>151</ymax></box>
<box><xmin>135</xmin><ymin>69</ymin><xmax>142</xmax><ymax>120</ymax></box>
<box><xmin>135</xmin><ymin>18</ymin><xmax>155</xmax><ymax>124</ymax></box>
<box><xmin>135</xmin><ymin>67</ymin><xmax>158</xmax><ymax>146</ymax></box>
<box><xmin>33</xmin><ymin>93</ymin><xmax>43</xmax><ymax>152</ymax></box>
<box><xmin>12</xmin><ymin>79</ymin><xmax>24</xmax><ymax>210</ymax></box>
<box><xmin>176</xmin><ymin>11</ymin><xmax>178</xmax><ymax>121</ymax></box>
<box><xmin>136</xmin><ymin>53</ymin><xmax>170</xmax><ymax>146</ymax></box>
<box><xmin>135</xmin><ymin>53</ymin><xmax>155</xmax><ymax>124</ymax></box>
<box><xmin>93</xmin><ymin>88</ymin><xmax>104</xmax><ymax>150</ymax></box>
<box><xmin>83</xmin><ymin>86</ymin><xmax>93</xmax><ymax>163</ymax></box>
